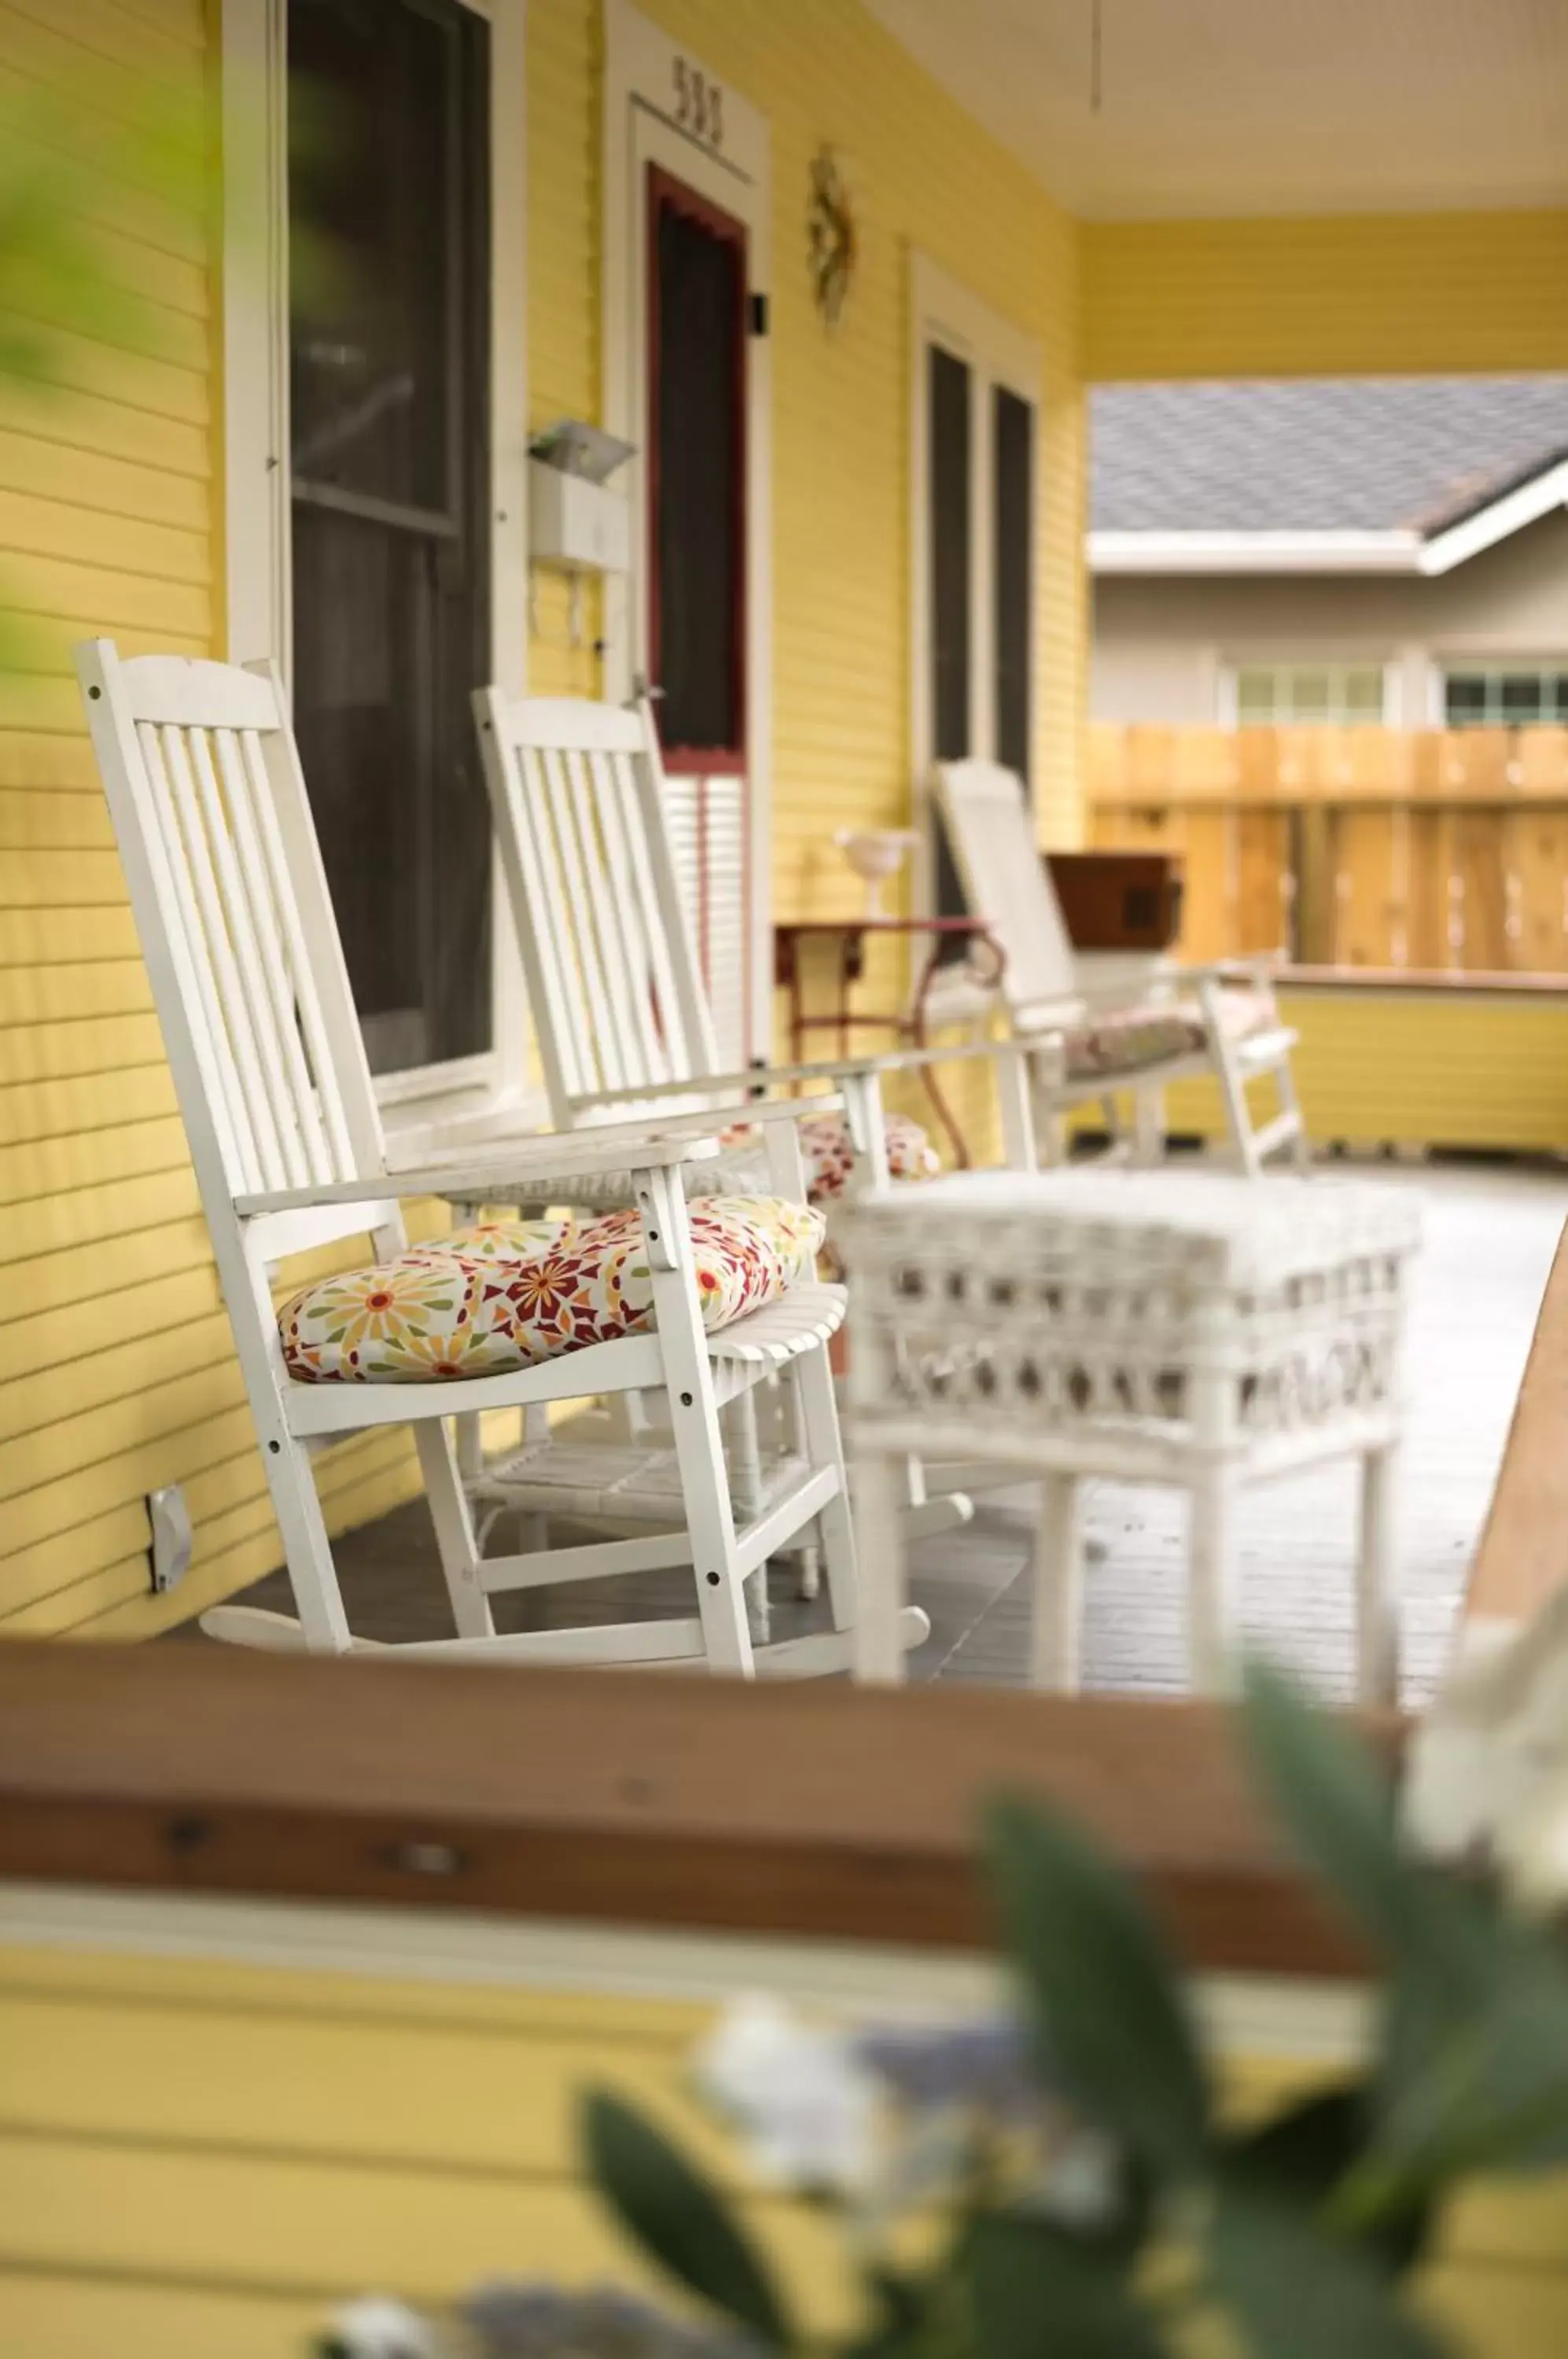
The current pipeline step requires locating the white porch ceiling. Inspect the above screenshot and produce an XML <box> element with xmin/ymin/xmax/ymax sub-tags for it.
<box><xmin>863</xmin><ymin>0</ymin><xmax>1568</xmax><ymax>220</ymax></box>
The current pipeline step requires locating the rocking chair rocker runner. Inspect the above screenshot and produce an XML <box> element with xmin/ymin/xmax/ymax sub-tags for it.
<box><xmin>78</xmin><ymin>639</ymin><xmax>922</xmax><ymax>1676</ymax></box>
<box><xmin>934</xmin><ymin>759</ymin><xmax>1309</xmax><ymax>1176</ymax></box>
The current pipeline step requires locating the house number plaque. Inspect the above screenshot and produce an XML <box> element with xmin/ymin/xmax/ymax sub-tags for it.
<box><xmin>672</xmin><ymin>55</ymin><xmax>723</xmax><ymax>150</ymax></box>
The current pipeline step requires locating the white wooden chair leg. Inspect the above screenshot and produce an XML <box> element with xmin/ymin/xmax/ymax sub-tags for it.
<box><xmin>1356</xmin><ymin>1441</ymin><xmax>1401</xmax><ymax>1705</ymax></box>
<box><xmin>259</xmin><ymin>1430</ymin><xmax>355</xmax><ymax>1655</ymax></box>
<box><xmin>781</xmin><ymin>1367</ymin><xmax>822</xmax><ymax>1599</ymax></box>
<box><xmin>723</xmin><ymin>1389</ymin><xmax>771</xmax><ymax>1645</ymax></box>
<box><xmin>1187</xmin><ymin>1465</ymin><xmax>1239</xmax><ymax>1695</ymax></box>
<box><xmin>414</xmin><ymin>1420</ymin><xmax>495</xmax><ymax>1640</ymax></box>
<box><xmin>792</xmin><ymin>1337</ymin><xmax>859</xmax><ymax>1636</ymax></box>
<box><xmin>1199</xmin><ymin>978</ymin><xmax>1261</xmax><ymax>1176</ymax></box>
<box><xmin>1275</xmin><ymin>1054</ymin><xmax>1312</xmax><ymax>1171</ymax></box>
<box><xmin>1133</xmin><ymin>1084</ymin><xmax>1165</xmax><ymax>1168</ymax></box>
<box><xmin>1031</xmin><ymin>1471</ymin><xmax>1084</xmax><ymax>1691</ymax></box>
<box><xmin>456</xmin><ymin>1411</ymin><xmax>486</xmax><ymax>1485</ymax></box>
<box><xmin>853</xmin><ymin>1445</ymin><xmax>907</xmax><ymax>1683</ymax></box>
<box><xmin>996</xmin><ymin>1043</ymin><xmax>1036</xmax><ymax>1171</ymax></box>
<box><xmin>638</xmin><ymin>1167</ymin><xmax>753</xmax><ymax>1676</ymax></box>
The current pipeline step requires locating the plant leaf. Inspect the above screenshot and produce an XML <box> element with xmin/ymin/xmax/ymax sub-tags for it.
<box><xmin>982</xmin><ymin>1794</ymin><xmax>1209</xmax><ymax>2183</ymax></box>
<box><xmin>1239</xmin><ymin>1662</ymin><xmax>1432</xmax><ymax>1955</ymax></box>
<box><xmin>1224</xmin><ymin>2085</ymin><xmax>1432</xmax><ymax>2272</ymax></box>
<box><xmin>1377</xmin><ymin>1927</ymin><xmax>1568</xmax><ymax>2185</ymax></box>
<box><xmin>581</xmin><ymin>2089</ymin><xmax>793</xmax><ymax>2349</ymax></box>
<box><xmin>965</xmin><ymin>2210</ymin><xmax>1170</xmax><ymax>2359</ymax></box>
<box><xmin>1210</xmin><ymin>2182</ymin><xmax>1452</xmax><ymax>2359</ymax></box>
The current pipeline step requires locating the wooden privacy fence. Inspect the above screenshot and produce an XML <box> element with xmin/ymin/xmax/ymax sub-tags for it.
<box><xmin>1088</xmin><ymin>726</ymin><xmax>1568</xmax><ymax>974</ymax></box>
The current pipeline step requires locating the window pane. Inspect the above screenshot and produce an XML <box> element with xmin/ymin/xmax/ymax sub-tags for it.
<box><xmin>1502</xmin><ymin>672</ymin><xmax>1546</xmax><ymax>725</ymax></box>
<box><xmin>289</xmin><ymin>0</ymin><xmax>456</xmax><ymax>515</ymax></box>
<box><xmin>650</xmin><ymin>172</ymin><xmax>746</xmax><ymax>760</ymax></box>
<box><xmin>289</xmin><ymin>0</ymin><xmax>492</xmax><ymax>1075</ymax></box>
<box><xmin>1343</xmin><ymin>668</ymin><xmax>1385</xmax><ymax>719</ymax></box>
<box><xmin>992</xmin><ymin>385</ymin><xmax>1033</xmax><ymax>780</ymax></box>
<box><xmin>929</xmin><ymin>345</ymin><xmax>972</xmax><ymax>764</ymax></box>
<box><xmin>1235</xmin><ymin>668</ymin><xmax>1275</xmax><ymax>723</ymax></box>
<box><xmin>1445</xmin><ymin>674</ymin><xmax>1487</xmax><ymax>727</ymax></box>
<box><xmin>929</xmin><ymin>344</ymin><xmax>972</xmax><ymax>934</ymax></box>
<box><xmin>1290</xmin><ymin>669</ymin><xmax>1331</xmax><ymax>722</ymax></box>
<box><xmin>1552</xmin><ymin>675</ymin><xmax>1568</xmax><ymax>723</ymax></box>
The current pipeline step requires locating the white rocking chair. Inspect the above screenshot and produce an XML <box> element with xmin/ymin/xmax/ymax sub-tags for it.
<box><xmin>78</xmin><ymin>638</ymin><xmax>921</xmax><ymax>1676</ymax></box>
<box><xmin>466</xmin><ymin>691</ymin><xmax>1035</xmax><ymax>1553</ymax></box>
<box><xmin>933</xmin><ymin>759</ymin><xmax>1309</xmax><ymax>1176</ymax></box>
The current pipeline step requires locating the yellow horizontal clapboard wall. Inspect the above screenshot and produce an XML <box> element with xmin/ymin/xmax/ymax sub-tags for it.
<box><xmin>0</xmin><ymin>0</ymin><xmax>1084</xmax><ymax>1635</ymax></box>
<box><xmin>5</xmin><ymin>0</ymin><xmax>1563</xmax><ymax>1642</ymax></box>
<box><xmin>526</xmin><ymin>0</ymin><xmax>1085</xmax><ymax>1168</ymax></box>
<box><xmin>0</xmin><ymin>1932</ymin><xmax>1566</xmax><ymax>2357</ymax></box>
<box><xmin>1081</xmin><ymin>208</ymin><xmax>1568</xmax><ymax>382</ymax></box>
<box><xmin>1096</xmin><ymin>987</ymin><xmax>1568</xmax><ymax>1157</ymax></box>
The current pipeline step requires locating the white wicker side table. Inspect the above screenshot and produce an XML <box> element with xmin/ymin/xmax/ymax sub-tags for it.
<box><xmin>841</xmin><ymin>1169</ymin><xmax>1422</xmax><ymax>1698</ymax></box>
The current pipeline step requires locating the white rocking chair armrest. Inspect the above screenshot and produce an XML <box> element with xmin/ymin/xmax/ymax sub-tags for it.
<box><xmin>237</xmin><ymin>1110</ymin><xmax>761</xmax><ymax>1218</ymax></box>
<box><xmin>565</xmin><ymin>1044</ymin><xmax>1012</xmax><ymax>1112</ymax></box>
<box><xmin>1183</xmin><ymin>955</ymin><xmax>1286</xmax><ymax>988</ymax></box>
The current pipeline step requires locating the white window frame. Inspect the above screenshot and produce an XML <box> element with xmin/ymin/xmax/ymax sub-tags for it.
<box><xmin>1217</xmin><ymin>658</ymin><xmax>1394</xmax><ymax>729</ymax></box>
<box><xmin>908</xmin><ymin>254</ymin><xmax>1041</xmax><ymax>922</ymax></box>
<box><xmin>601</xmin><ymin>0</ymin><xmax>773</xmax><ymax>1064</ymax></box>
<box><xmin>220</xmin><ymin>0</ymin><xmax>533</xmax><ymax>1134</ymax></box>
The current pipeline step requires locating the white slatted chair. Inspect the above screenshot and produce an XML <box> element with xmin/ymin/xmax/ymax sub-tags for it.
<box><xmin>79</xmin><ymin>639</ymin><xmax>921</xmax><ymax>1676</ymax></box>
<box><xmin>467</xmin><ymin>691</ymin><xmax>1036</xmax><ymax>1551</ymax></box>
<box><xmin>472</xmin><ymin>693</ymin><xmax>1033</xmax><ymax>1199</ymax></box>
<box><xmin>934</xmin><ymin>760</ymin><xmax>1309</xmax><ymax>1176</ymax></box>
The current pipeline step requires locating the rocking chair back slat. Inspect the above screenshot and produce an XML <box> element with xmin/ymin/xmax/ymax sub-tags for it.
<box><xmin>936</xmin><ymin>760</ymin><xmax>1080</xmax><ymax>1013</ymax></box>
<box><xmin>134</xmin><ymin>718</ymin><xmax>263</xmax><ymax>1196</ymax></box>
<box><xmin>79</xmin><ymin>643</ymin><xmax>385</xmax><ymax>1229</ymax></box>
<box><xmin>476</xmin><ymin>690</ymin><xmax>721</xmax><ymax>1125</ymax></box>
<box><xmin>585</xmin><ymin>745</ymin><xmax>672</xmax><ymax>1088</ymax></box>
<box><xmin>542</xmin><ymin>740</ymin><xmax>624</xmax><ymax>1096</ymax></box>
<box><xmin>221</xmin><ymin>727</ymin><xmax>336</xmax><ymax>1186</ymax></box>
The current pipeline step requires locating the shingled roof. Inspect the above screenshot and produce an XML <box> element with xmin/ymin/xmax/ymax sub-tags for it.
<box><xmin>1091</xmin><ymin>376</ymin><xmax>1568</xmax><ymax>539</ymax></box>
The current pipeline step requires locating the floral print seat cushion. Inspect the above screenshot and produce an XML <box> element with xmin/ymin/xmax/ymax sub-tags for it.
<box><xmin>1064</xmin><ymin>985</ymin><xmax>1277</xmax><ymax>1082</ymax></box>
<box><xmin>717</xmin><ymin>1110</ymin><xmax>940</xmax><ymax>1202</ymax></box>
<box><xmin>279</xmin><ymin>1196</ymin><xmax>826</xmax><ymax>1385</ymax></box>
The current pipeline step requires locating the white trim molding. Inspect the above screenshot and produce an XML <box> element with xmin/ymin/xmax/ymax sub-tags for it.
<box><xmin>1419</xmin><ymin>456</ymin><xmax>1568</xmax><ymax>576</ymax></box>
<box><xmin>602</xmin><ymin>0</ymin><xmax>774</xmax><ymax>1065</ymax></box>
<box><xmin>219</xmin><ymin>0</ymin><xmax>535</xmax><ymax>1121</ymax></box>
<box><xmin>908</xmin><ymin>255</ymin><xmax>1042</xmax><ymax>927</ymax></box>
<box><xmin>1091</xmin><ymin>529</ymin><xmax>1421</xmax><ymax>576</ymax></box>
<box><xmin>1091</xmin><ymin>457</ymin><xmax>1568</xmax><ymax>580</ymax></box>
<box><xmin>0</xmin><ymin>1882</ymin><xmax>1371</xmax><ymax>2064</ymax></box>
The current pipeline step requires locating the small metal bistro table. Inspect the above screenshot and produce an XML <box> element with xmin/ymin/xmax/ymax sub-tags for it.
<box><xmin>772</xmin><ymin>915</ymin><xmax>1005</xmax><ymax>1165</ymax></box>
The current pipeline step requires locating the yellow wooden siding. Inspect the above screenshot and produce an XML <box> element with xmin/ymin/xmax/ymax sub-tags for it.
<box><xmin>0</xmin><ymin>0</ymin><xmax>432</xmax><ymax>1641</ymax></box>
<box><xmin>0</xmin><ymin>0</ymin><xmax>1081</xmax><ymax>1637</ymax></box>
<box><xmin>528</xmin><ymin>0</ymin><xmax>1082</xmax><ymax>1163</ymax></box>
<box><xmin>1081</xmin><ymin>208</ymin><xmax>1568</xmax><ymax>381</ymax></box>
<box><xmin>0</xmin><ymin>1939</ymin><xmax>1566</xmax><ymax>2355</ymax></box>
<box><xmin>1114</xmin><ymin>988</ymin><xmax>1568</xmax><ymax>1157</ymax></box>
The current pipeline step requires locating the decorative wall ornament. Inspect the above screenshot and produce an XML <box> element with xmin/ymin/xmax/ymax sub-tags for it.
<box><xmin>807</xmin><ymin>146</ymin><xmax>856</xmax><ymax>329</ymax></box>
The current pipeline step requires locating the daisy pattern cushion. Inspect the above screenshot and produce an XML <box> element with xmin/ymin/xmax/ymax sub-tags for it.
<box><xmin>278</xmin><ymin>1197</ymin><xmax>826</xmax><ymax>1385</ymax></box>
<box><xmin>445</xmin><ymin>1213</ymin><xmax>576</xmax><ymax>1263</ymax></box>
<box><xmin>717</xmin><ymin>1110</ymin><xmax>940</xmax><ymax>1202</ymax></box>
<box><xmin>1063</xmin><ymin>985</ymin><xmax>1277</xmax><ymax>1081</ymax></box>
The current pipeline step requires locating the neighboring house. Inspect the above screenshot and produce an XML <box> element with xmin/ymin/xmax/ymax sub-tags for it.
<box><xmin>1090</xmin><ymin>377</ymin><xmax>1568</xmax><ymax>728</ymax></box>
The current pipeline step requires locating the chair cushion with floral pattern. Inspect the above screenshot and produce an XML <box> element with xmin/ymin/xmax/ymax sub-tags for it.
<box><xmin>716</xmin><ymin>1110</ymin><xmax>939</xmax><ymax>1202</ymax></box>
<box><xmin>278</xmin><ymin>1197</ymin><xmax>826</xmax><ymax>1385</ymax></box>
<box><xmin>1064</xmin><ymin>984</ymin><xmax>1277</xmax><ymax>1082</ymax></box>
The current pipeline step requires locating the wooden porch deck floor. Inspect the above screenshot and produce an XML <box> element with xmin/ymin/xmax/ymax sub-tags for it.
<box><xmin>212</xmin><ymin>1163</ymin><xmax>1567</xmax><ymax>1704</ymax></box>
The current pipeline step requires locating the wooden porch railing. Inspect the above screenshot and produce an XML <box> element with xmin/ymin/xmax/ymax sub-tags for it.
<box><xmin>1089</xmin><ymin>725</ymin><xmax>1568</xmax><ymax>975</ymax></box>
